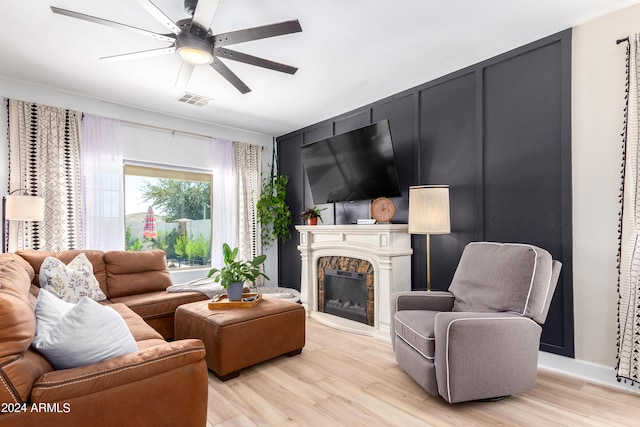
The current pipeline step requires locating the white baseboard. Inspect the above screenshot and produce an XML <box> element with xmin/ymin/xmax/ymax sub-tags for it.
<box><xmin>538</xmin><ymin>351</ymin><xmax>640</xmax><ymax>395</ymax></box>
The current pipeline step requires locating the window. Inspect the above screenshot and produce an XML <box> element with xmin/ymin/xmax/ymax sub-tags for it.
<box><xmin>124</xmin><ymin>163</ymin><xmax>212</xmax><ymax>269</ymax></box>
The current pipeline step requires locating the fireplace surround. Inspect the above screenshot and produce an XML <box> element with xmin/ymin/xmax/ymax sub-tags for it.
<box><xmin>296</xmin><ymin>224</ymin><xmax>412</xmax><ymax>342</ymax></box>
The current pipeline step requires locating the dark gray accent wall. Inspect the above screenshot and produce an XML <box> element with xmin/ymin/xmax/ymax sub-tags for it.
<box><xmin>277</xmin><ymin>30</ymin><xmax>573</xmax><ymax>357</ymax></box>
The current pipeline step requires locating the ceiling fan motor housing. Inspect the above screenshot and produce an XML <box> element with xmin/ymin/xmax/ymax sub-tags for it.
<box><xmin>175</xmin><ymin>18</ymin><xmax>213</xmax><ymax>64</ymax></box>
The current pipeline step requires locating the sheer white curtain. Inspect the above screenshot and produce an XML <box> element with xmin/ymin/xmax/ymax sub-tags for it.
<box><xmin>80</xmin><ymin>114</ymin><xmax>124</xmax><ymax>250</ymax></box>
<box><xmin>211</xmin><ymin>137</ymin><xmax>236</xmax><ymax>268</ymax></box>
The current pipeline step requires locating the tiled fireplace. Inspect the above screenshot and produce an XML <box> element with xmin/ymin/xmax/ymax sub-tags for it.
<box><xmin>296</xmin><ymin>224</ymin><xmax>412</xmax><ymax>342</ymax></box>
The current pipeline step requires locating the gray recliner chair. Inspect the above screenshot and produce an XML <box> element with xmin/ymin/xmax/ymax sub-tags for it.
<box><xmin>390</xmin><ymin>242</ymin><xmax>562</xmax><ymax>403</ymax></box>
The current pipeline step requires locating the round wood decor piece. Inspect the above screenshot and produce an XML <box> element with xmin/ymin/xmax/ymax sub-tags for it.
<box><xmin>370</xmin><ymin>197</ymin><xmax>396</xmax><ymax>223</ymax></box>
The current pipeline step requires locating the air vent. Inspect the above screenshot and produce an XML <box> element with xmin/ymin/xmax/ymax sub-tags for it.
<box><xmin>176</xmin><ymin>92</ymin><xmax>213</xmax><ymax>107</ymax></box>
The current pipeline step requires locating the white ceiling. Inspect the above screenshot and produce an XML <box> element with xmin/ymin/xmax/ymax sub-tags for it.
<box><xmin>1</xmin><ymin>0</ymin><xmax>638</xmax><ymax>136</ymax></box>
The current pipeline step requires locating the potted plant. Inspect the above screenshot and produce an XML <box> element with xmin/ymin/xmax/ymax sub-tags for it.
<box><xmin>207</xmin><ymin>243</ymin><xmax>269</xmax><ymax>301</ymax></box>
<box><xmin>257</xmin><ymin>169</ymin><xmax>292</xmax><ymax>249</ymax></box>
<box><xmin>300</xmin><ymin>206</ymin><xmax>327</xmax><ymax>225</ymax></box>
<box><xmin>256</xmin><ymin>141</ymin><xmax>292</xmax><ymax>249</ymax></box>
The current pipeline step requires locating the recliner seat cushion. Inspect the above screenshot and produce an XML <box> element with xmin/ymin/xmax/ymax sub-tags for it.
<box><xmin>449</xmin><ymin>242</ymin><xmax>553</xmax><ymax>318</ymax></box>
<box><xmin>393</xmin><ymin>310</ymin><xmax>437</xmax><ymax>360</ymax></box>
<box><xmin>109</xmin><ymin>290</ymin><xmax>207</xmax><ymax>320</ymax></box>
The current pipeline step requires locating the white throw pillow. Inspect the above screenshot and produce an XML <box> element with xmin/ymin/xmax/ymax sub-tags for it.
<box><xmin>33</xmin><ymin>287</ymin><xmax>74</xmax><ymax>337</ymax></box>
<box><xmin>39</xmin><ymin>253</ymin><xmax>107</xmax><ymax>303</ymax></box>
<box><xmin>33</xmin><ymin>289</ymin><xmax>137</xmax><ymax>370</ymax></box>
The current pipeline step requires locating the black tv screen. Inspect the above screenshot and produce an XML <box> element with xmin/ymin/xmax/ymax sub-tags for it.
<box><xmin>301</xmin><ymin>120</ymin><xmax>402</xmax><ymax>204</ymax></box>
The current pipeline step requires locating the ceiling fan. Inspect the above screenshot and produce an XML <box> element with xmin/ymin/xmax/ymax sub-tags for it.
<box><xmin>50</xmin><ymin>0</ymin><xmax>302</xmax><ymax>94</ymax></box>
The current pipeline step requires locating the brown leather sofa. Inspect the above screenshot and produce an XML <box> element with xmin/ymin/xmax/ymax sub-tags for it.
<box><xmin>0</xmin><ymin>250</ymin><xmax>209</xmax><ymax>427</ymax></box>
<box><xmin>16</xmin><ymin>249</ymin><xmax>208</xmax><ymax>339</ymax></box>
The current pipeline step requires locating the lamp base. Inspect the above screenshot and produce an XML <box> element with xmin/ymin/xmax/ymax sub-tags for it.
<box><xmin>426</xmin><ymin>233</ymin><xmax>431</xmax><ymax>291</ymax></box>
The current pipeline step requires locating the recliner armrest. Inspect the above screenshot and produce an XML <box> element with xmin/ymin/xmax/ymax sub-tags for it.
<box><xmin>391</xmin><ymin>291</ymin><xmax>455</xmax><ymax>312</ymax></box>
<box><xmin>433</xmin><ymin>312</ymin><xmax>542</xmax><ymax>403</ymax></box>
<box><xmin>390</xmin><ymin>291</ymin><xmax>455</xmax><ymax>346</ymax></box>
<box><xmin>30</xmin><ymin>339</ymin><xmax>205</xmax><ymax>403</ymax></box>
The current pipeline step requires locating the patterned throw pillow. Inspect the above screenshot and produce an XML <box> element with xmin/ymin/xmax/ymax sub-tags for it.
<box><xmin>39</xmin><ymin>253</ymin><xmax>107</xmax><ymax>303</ymax></box>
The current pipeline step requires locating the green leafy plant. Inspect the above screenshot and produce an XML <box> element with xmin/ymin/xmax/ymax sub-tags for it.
<box><xmin>125</xmin><ymin>226</ymin><xmax>144</xmax><ymax>251</ymax></box>
<box><xmin>174</xmin><ymin>234</ymin><xmax>190</xmax><ymax>258</ymax></box>
<box><xmin>300</xmin><ymin>206</ymin><xmax>327</xmax><ymax>221</ymax></box>
<box><xmin>257</xmin><ymin>170</ymin><xmax>291</xmax><ymax>249</ymax></box>
<box><xmin>207</xmin><ymin>243</ymin><xmax>269</xmax><ymax>288</ymax></box>
<box><xmin>193</xmin><ymin>234</ymin><xmax>211</xmax><ymax>259</ymax></box>
<box><xmin>129</xmin><ymin>239</ymin><xmax>143</xmax><ymax>251</ymax></box>
<box><xmin>153</xmin><ymin>229</ymin><xmax>178</xmax><ymax>259</ymax></box>
<box><xmin>185</xmin><ymin>239</ymin><xmax>198</xmax><ymax>260</ymax></box>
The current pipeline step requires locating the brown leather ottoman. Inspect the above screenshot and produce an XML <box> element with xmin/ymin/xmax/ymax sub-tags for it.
<box><xmin>174</xmin><ymin>296</ymin><xmax>305</xmax><ymax>380</ymax></box>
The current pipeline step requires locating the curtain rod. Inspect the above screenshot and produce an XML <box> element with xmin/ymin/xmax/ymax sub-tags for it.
<box><xmin>617</xmin><ymin>36</ymin><xmax>630</xmax><ymax>45</ymax></box>
<box><xmin>119</xmin><ymin>119</ymin><xmax>212</xmax><ymax>140</ymax></box>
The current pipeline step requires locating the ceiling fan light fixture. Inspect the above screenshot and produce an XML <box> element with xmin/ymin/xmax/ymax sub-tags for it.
<box><xmin>176</xmin><ymin>36</ymin><xmax>213</xmax><ymax>65</ymax></box>
<box><xmin>177</xmin><ymin>46</ymin><xmax>212</xmax><ymax>64</ymax></box>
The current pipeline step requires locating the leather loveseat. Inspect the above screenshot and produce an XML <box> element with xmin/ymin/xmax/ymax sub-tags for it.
<box><xmin>0</xmin><ymin>250</ymin><xmax>209</xmax><ymax>427</ymax></box>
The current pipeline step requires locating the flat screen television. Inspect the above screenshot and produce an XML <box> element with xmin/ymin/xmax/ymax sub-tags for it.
<box><xmin>301</xmin><ymin>120</ymin><xmax>402</xmax><ymax>204</ymax></box>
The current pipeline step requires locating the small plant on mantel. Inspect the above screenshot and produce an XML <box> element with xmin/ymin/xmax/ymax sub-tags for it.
<box><xmin>300</xmin><ymin>206</ymin><xmax>327</xmax><ymax>225</ymax></box>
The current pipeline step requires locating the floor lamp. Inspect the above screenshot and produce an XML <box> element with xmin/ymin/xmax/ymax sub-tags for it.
<box><xmin>408</xmin><ymin>185</ymin><xmax>450</xmax><ymax>291</ymax></box>
<box><xmin>2</xmin><ymin>190</ymin><xmax>45</xmax><ymax>253</ymax></box>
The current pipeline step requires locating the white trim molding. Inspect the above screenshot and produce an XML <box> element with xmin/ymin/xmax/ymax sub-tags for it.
<box><xmin>538</xmin><ymin>351</ymin><xmax>640</xmax><ymax>395</ymax></box>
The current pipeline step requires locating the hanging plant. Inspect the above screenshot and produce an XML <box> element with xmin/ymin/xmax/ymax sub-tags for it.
<box><xmin>256</xmin><ymin>140</ymin><xmax>291</xmax><ymax>249</ymax></box>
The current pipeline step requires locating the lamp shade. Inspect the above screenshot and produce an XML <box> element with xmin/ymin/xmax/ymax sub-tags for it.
<box><xmin>408</xmin><ymin>185</ymin><xmax>450</xmax><ymax>235</ymax></box>
<box><xmin>5</xmin><ymin>195</ymin><xmax>45</xmax><ymax>221</ymax></box>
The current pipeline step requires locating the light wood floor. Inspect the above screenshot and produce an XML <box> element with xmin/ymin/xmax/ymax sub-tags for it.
<box><xmin>206</xmin><ymin>319</ymin><xmax>640</xmax><ymax>427</ymax></box>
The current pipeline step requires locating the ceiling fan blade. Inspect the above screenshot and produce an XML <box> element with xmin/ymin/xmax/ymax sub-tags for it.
<box><xmin>175</xmin><ymin>63</ymin><xmax>196</xmax><ymax>88</ymax></box>
<box><xmin>50</xmin><ymin>6</ymin><xmax>175</xmax><ymax>43</ymax></box>
<box><xmin>100</xmin><ymin>46</ymin><xmax>175</xmax><ymax>62</ymax></box>
<box><xmin>211</xmin><ymin>20</ymin><xmax>302</xmax><ymax>47</ymax></box>
<box><xmin>210</xmin><ymin>59</ymin><xmax>251</xmax><ymax>94</ymax></box>
<box><xmin>136</xmin><ymin>0</ymin><xmax>181</xmax><ymax>34</ymax></box>
<box><xmin>215</xmin><ymin>48</ymin><xmax>298</xmax><ymax>74</ymax></box>
<box><xmin>192</xmin><ymin>0</ymin><xmax>220</xmax><ymax>31</ymax></box>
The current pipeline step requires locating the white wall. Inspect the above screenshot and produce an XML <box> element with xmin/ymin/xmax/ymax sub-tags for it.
<box><xmin>546</xmin><ymin>3</ymin><xmax>640</xmax><ymax>393</ymax></box>
<box><xmin>0</xmin><ymin>78</ymin><xmax>280</xmax><ymax>284</ymax></box>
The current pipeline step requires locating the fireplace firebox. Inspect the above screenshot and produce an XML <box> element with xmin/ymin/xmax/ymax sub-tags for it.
<box><xmin>322</xmin><ymin>269</ymin><xmax>368</xmax><ymax>325</ymax></box>
<box><xmin>317</xmin><ymin>256</ymin><xmax>375</xmax><ymax>326</ymax></box>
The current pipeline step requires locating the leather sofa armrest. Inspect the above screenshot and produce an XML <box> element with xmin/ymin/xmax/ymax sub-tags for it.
<box><xmin>433</xmin><ymin>312</ymin><xmax>542</xmax><ymax>403</ymax></box>
<box><xmin>30</xmin><ymin>339</ymin><xmax>205</xmax><ymax>403</ymax></box>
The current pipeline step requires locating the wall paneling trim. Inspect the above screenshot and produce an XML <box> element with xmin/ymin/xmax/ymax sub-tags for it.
<box><xmin>277</xmin><ymin>29</ymin><xmax>573</xmax><ymax>357</ymax></box>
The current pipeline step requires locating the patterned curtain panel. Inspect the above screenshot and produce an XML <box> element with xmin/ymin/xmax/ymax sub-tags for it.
<box><xmin>233</xmin><ymin>141</ymin><xmax>262</xmax><ymax>263</ymax></box>
<box><xmin>618</xmin><ymin>35</ymin><xmax>640</xmax><ymax>385</ymax></box>
<box><xmin>8</xmin><ymin>99</ymin><xmax>83</xmax><ymax>251</ymax></box>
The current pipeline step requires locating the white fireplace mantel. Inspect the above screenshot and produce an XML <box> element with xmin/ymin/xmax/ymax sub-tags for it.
<box><xmin>296</xmin><ymin>224</ymin><xmax>413</xmax><ymax>342</ymax></box>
